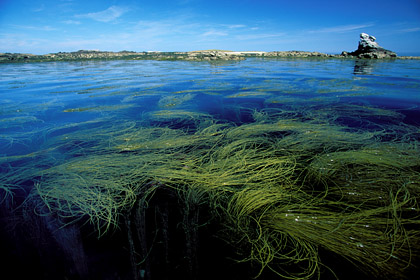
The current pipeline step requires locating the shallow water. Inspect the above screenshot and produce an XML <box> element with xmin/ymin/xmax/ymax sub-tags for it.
<box><xmin>1</xmin><ymin>58</ymin><xmax>419</xmax><ymax>157</ymax></box>
<box><xmin>1</xmin><ymin>58</ymin><xmax>420</xmax><ymax>280</ymax></box>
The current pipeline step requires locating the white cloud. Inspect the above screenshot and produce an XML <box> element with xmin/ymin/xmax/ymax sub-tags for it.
<box><xmin>235</xmin><ymin>33</ymin><xmax>286</xmax><ymax>41</ymax></box>
<box><xmin>400</xmin><ymin>27</ymin><xmax>420</xmax><ymax>33</ymax></box>
<box><xmin>63</xmin><ymin>20</ymin><xmax>81</xmax><ymax>25</ymax></box>
<box><xmin>32</xmin><ymin>5</ymin><xmax>45</xmax><ymax>12</ymax></box>
<box><xmin>76</xmin><ymin>6</ymin><xmax>129</xmax><ymax>23</ymax></box>
<box><xmin>9</xmin><ymin>24</ymin><xmax>58</xmax><ymax>31</ymax></box>
<box><xmin>308</xmin><ymin>23</ymin><xmax>374</xmax><ymax>33</ymax></box>
<box><xmin>0</xmin><ymin>33</ymin><xmax>53</xmax><ymax>54</ymax></box>
<box><xmin>225</xmin><ymin>24</ymin><xmax>246</xmax><ymax>29</ymax></box>
<box><xmin>202</xmin><ymin>30</ymin><xmax>228</xmax><ymax>37</ymax></box>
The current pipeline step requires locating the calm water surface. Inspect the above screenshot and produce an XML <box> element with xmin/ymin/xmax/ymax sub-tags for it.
<box><xmin>1</xmin><ymin>58</ymin><xmax>419</xmax><ymax>158</ymax></box>
<box><xmin>1</xmin><ymin>58</ymin><xmax>420</xmax><ymax>280</ymax></box>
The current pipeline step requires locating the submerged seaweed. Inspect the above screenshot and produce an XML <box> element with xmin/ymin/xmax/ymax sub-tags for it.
<box><xmin>1</xmin><ymin>101</ymin><xmax>419</xmax><ymax>280</ymax></box>
<box><xmin>1</xmin><ymin>58</ymin><xmax>420</xmax><ymax>280</ymax></box>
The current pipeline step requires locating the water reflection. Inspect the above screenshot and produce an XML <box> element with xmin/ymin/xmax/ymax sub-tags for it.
<box><xmin>353</xmin><ymin>59</ymin><xmax>374</xmax><ymax>75</ymax></box>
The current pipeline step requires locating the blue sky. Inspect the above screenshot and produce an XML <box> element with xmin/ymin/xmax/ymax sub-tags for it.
<box><xmin>1</xmin><ymin>0</ymin><xmax>419</xmax><ymax>55</ymax></box>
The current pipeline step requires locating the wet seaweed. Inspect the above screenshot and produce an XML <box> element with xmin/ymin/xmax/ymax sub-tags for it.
<box><xmin>1</xmin><ymin>102</ymin><xmax>419</xmax><ymax>279</ymax></box>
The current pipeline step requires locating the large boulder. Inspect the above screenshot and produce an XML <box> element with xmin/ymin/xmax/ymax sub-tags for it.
<box><xmin>343</xmin><ymin>33</ymin><xmax>397</xmax><ymax>58</ymax></box>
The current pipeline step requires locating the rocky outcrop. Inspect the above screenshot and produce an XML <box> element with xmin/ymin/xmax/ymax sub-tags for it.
<box><xmin>265</xmin><ymin>51</ymin><xmax>334</xmax><ymax>58</ymax></box>
<box><xmin>185</xmin><ymin>50</ymin><xmax>244</xmax><ymax>61</ymax></box>
<box><xmin>0</xmin><ymin>50</ymin><xmax>247</xmax><ymax>63</ymax></box>
<box><xmin>342</xmin><ymin>33</ymin><xmax>397</xmax><ymax>59</ymax></box>
<box><xmin>3</xmin><ymin>40</ymin><xmax>418</xmax><ymax>64</ymax></box>
<box><xmin>0</xmin><ymin>53</ymin><xmax>36</xmax><ymax>62</ymax></box>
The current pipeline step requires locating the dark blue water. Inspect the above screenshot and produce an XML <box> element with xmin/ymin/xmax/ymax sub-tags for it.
<box><xmin>1</xmin><ymin>57</ymin><xmax>420</xmax><ymax>280</ymax></box>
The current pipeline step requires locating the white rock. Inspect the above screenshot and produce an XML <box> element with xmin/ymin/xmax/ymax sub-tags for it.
<box><xmin>359</xmin><ymin>33</ymin><xmax>380</xmax><ymax>49</ymax></box>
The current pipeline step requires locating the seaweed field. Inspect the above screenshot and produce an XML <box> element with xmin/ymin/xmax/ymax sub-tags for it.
<box><xmin>1</xmin><ymin>58</ymin><xmax>420</xmax><ymax>279</ymax></box>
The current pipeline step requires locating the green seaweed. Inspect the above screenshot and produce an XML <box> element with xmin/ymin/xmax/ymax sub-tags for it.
<box><xmin>2</xmin><ymin>102</ymin><xmax>419</xmax><ymax>279</ymax></box>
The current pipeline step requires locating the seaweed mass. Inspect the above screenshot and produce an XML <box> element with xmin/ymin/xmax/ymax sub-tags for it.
<box><xmin>1</xmin><ymin>100</ymin><xmax>419</xmax><ymax>279</ymax></box>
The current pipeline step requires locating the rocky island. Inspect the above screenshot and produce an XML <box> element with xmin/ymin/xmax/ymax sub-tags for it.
<box><xmin>341</xmin><ymin>33</ymin><xmax>397</xmax><ymax>59</ymax></box>
<box><xmin>0</xmin><ymin>33</ymin><xmax>417</xmax><ymax>63</ymax></box>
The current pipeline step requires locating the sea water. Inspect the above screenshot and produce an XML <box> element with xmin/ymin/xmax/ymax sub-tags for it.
<box><xmin>1</xmin><ymin>58</ymin><xmax>419</xmax><ymax>158</ymax></box>
<box><xmin>1</xmin><ymin>58</ymin><xmax>420</xmax><ymax>279</ymax></box>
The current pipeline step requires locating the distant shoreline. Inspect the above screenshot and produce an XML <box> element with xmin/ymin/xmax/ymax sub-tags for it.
<box><xmin>1</xmin><ymin>50</ymin><xmax>419</xmax><ymax>63</ymax></box>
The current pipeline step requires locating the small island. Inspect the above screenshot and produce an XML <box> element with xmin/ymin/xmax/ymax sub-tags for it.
<box><xmin>1</xmin><ymin>33</ymin><xmax>418</xmax><ymax>63</ymax></box>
